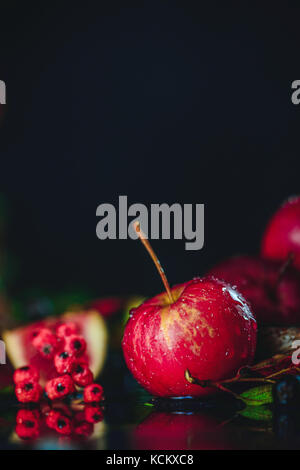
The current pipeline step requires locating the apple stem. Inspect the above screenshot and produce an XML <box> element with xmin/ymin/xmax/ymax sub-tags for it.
<box><xmin>134</xmin><ymin>222</ymin><xmax>174</xmax><ymax>304</ymax></box>
<box><xmin>184</xmin><ymin>369</ymin><xmax>274</xmax><ymax>405</ymax></box>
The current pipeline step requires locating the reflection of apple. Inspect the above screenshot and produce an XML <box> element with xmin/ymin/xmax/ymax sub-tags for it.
<box><xmin>122</xmin><ymin>224</ymin><xmax>257</xmax><ymax>397</ymax></box>
<box><xmin>134</xmin><ymin>411</ymin><xmax>230</xmax><ymax>450</ymax></box>
<box><xmin>261</xmin><ymin>196</ymin><xmax>300</xmax><ymax>270</ymax></box>
<box><xmin>208</xmin><ymin>255</ymin><xmax>300</xmax><ymax>325</ymax></box>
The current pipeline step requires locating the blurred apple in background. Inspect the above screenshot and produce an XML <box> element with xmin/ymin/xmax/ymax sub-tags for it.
<box><xmin>261</xmin><ymin>196</ymin><xmax>300</xmax><ymax>270</ymax></box>
<box><xmin>208</xmin><ymin>255</ymin><xmax>300</xmax><ymax>326</ymax></box>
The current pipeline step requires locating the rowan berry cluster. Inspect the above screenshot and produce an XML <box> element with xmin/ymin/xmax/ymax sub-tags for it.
<box><xmin>13</xmin><ymin>321</ymin><xmax>104</xmax><ymax>439</ymax></box>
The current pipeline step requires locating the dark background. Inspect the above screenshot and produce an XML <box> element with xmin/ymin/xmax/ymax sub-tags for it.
<box><xmin>0</xmin><ymin>2</ymin><xmax>300</xmax><ymax>298</ymax></box>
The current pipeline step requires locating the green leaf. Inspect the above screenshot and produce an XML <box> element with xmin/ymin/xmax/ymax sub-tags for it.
<box><xmin>238</xmin><ymin>405</ymin><xmax>272</xmax><ymax>421</ymax></box>
<box><xmin>240</xmin><ymin>384</ymin><xmax>273</xmax><ymax>406</ymax></box>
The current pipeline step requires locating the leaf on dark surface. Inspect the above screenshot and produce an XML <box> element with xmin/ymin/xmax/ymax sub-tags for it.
<box><xmin>240</xmin><ymin>385</ymin><xmax>272</xmax><ymax>405</ymax></box>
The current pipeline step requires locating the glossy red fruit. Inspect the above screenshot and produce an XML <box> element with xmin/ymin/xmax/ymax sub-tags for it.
<box><xmin>45</xmin><ymin>375</ymin><xmax>75</xmax><ymax>400</ymax></box>
<box><xmin>15</xmin><ymin>380</ymin><xmax>43</xmax><ymax>403</ymax></box>
<box><xmin>208</xmin><ymin>255</ymin><xmax>300</xmax><ymax>325</ymax></box>
<box><xmin>64</xmin><ymin>335</ymin><xmax>86</xmax><ymax>357</ymax></box>
<box><xmin>262</xmin><ymin>196</ymin><xmax>300</xmax><ymax>270</ymax></box>
<box><xmin>72</xmin><ymin>362</ymin><xmax>93</xmax><ymax>387</ymax></box>
<box><xmin>83</xmin><ymin>384</ymin><xmax>104</xmax><ymax>403</ymax></box>
<box><xmin>16</xmin><ymin>409</ymin><xmax>40</xmax><ymax>425</ymax></box>
<box><xmin>122</xmin><ymin>277</ymin><xmax>257</xmax><ymax>397</ymax></box>
<box><xmin>84</xmin><ymin>404</ymin><xmax>104</xmax><ymax>423</ymax></box>
<box><xmin>54</xmin><ymin>351</ymin><xmax>76</xmax><ymax>375</ymax></box>
<box><xmin>45</xmin><ymin>410</ymin><xmax>72</xmax><ymax>435</ymax></box>
<box><xmin>13</xmin><ymin>365</ymin><xmax>39</xmax><ymax>385</ymax></box>
<box><xmin>31</xmin><ymin>328</ymin><xmax>59</xmax><ymax>359</ymax></box>
<box><xmin>15</xmin><ymin>413</ymin><xmax>40</xmax><ymax>440</ymax></box>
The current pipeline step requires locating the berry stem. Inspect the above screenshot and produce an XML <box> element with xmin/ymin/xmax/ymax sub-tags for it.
<box><xmin>134</xmin><ymin>222</ymin><xmax>174</xmax><ymax>304</ymax></box>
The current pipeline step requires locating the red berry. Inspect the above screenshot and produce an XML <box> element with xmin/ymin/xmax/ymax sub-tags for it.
<box><xmin>83</xmin><ymin>384</ymin><xmax>104</xmax><ymax>403</ymax></box>
<box><xmin>54</xmin><ymin>351</ymin><xmax>76</xmax><ymax>374</ymax></box>
<box><xmin>45</xmin><ymin>409</ymin><xmax>60</xmax><ymax>429</ymax></box>
<box><xmin>16</xmin><ymin>419</ymin><xmax>40</xmax><ymax>440</ymax></box>
<box><xmin>13</xmin><ymin>365</ymin><xmax>39</xmax><ymax>385</ymax></box>
<box><xmin>31</xmin><ymin>327</ymin><xmax>59</xmax><ymax>358</ymax></box>
<box><xmin>73</xmin><ymin>421</ymin><xmax>94</xmax><ymax>437</ymax></box>
<box><xmin>84</xmin><ymin>404</ymin><xmax>103</xmax><ymax>423</ymax></box>
<box><xmin>56</xmin><ymin>322</ymin><xmax>79</xmax><ymax>338</ymax></box>
<box><xmin>72</xmin><ymin>362</ymin><xmax>93</xmax><ymax>387</ymax></box>
<box><xmin>16</xmin><ymin>409</ymin><xmax>40</xmax><ymax>425</ymax></box>
<box><xmin>45</xmin><ymin>375</ymin><xmax>75</xmax><ymax>400</ymax></box>
<box><xmin>15</xmin><ymin>380</ymin><xmax>43</xmax><ymax>403</ymax></box>
<box><xmin>45</xmin><ymin>410</ymin><xmax>72</xmax><ymax>435</ymax></box>
<box><xmin>64</xmin><ymin>334</ymin><xmax>86</xmax><ymax>357</ymax></box>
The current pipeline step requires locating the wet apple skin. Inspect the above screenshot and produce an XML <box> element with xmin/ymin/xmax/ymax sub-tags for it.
<box><xmin>122</xmin><ymin>277</ymin><xmax>257</xmax><ymax>397</ymax></box>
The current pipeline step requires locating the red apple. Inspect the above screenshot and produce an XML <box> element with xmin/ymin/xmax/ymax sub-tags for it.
<box><xmin>208</xmin><ymin>255</ymin><xmax>300</xmax><ymax>325</ymax></box>
<box><xmin>261</xmin><ymin>196</ymin><xmax>300</xmax><ymax>270</ymax></box>
<box><xmin>122</xmin><ymin>223</ymin><xmax>257</xmax><ymax>398</ymax></box>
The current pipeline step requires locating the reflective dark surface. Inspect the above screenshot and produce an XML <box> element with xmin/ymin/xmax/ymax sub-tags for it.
<box><xmin>1</xmin><ymin>351</ymin><xmax>300</xmax><ymax>450</ymax></box>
